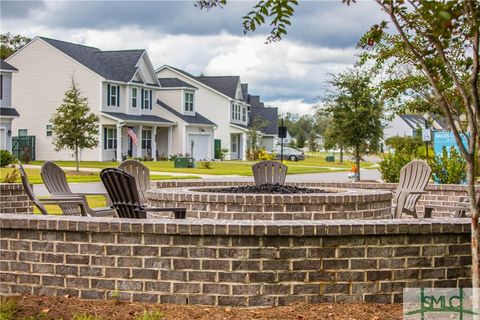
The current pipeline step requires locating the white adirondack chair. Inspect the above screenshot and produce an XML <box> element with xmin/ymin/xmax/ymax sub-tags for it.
<box><xmin>252</xmin><ymin>161</ymin><xmax>288</xmax><ymax>185</ymax></box>
<box><xmin>392</xmin><ymin>160</ymin><xmax>432</xmax><ymax>218</ymax></box>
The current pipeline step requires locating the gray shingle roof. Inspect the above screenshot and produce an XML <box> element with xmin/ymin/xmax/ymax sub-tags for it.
<box><xmin>399</xmin><ymin>114</ymin><xmax>426</xmax><ymax>129</ymax></box>
<box><xmin>158</xmin><ymin>78</ymin><xmax>197</xmax><ymax>89</ymax></box>
<box><xmin>0</xmin><ymin>108</ymin><xmax>20</xmax><ymax>117</ymax></box>
<box><xmin>195</xmin><ymin>76</ymin><xmax>240</xmax><ymax>99</ymax></box>
<box><xmin>40</xmin><ymin>37</ymin><xmax>146</xmax><ymax>83</ymax></box>
<box><xmin>247</xmin><ymin>95</ymin><xmax>264</xmax><ymax>108</ymax></box>
<box><xmin>249</xmin><ymin>107</ymin><xmax>278</xmax><ymax>135</ymax></box>
<box><xmin>157</xmin><ymin>99</ymin><xmax>215</xmax><ymax>126</ymax></box>
<box><xmin>101</xmin><ymin>111</ymin><xmax>174</xmax><ymax>124</ymax></box>
<box><xmin>241</xmin><ymin>83</ymin><xmax>248</xmax><ymax>102</ymax></box>
<box><xmin>1</xmin><ymin>59</ymin><xmax>18</xmax><ymax>71</ymax></box>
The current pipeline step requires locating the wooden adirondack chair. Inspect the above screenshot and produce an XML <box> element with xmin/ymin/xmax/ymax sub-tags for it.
<box><xmin>19</xmin><ymin>164</ymin><xmax>87</xmax><ymax>215</ymax></box>
<box><xmin>392</xmin><ymin>160</ymin><xmax>432</xmax><ymax>218</ymax></box>
<box><xmin>100</xmin><ymin>168</ymin><xmax>186</xmax><ymax>219</ymax></box>
<box><xmin>252</xmin><ymin>161</ymin><xmax>288</xmax><ymax>185</ymax></box>
<box><xmin>40</xmin><ymin>161</ymin><xmax>116</xmax><ymax>217</ymax></box>
<box><xmin>118</xmin><ymin>159</ymin><xmax>150</xmax><ymax>204</ymax></box>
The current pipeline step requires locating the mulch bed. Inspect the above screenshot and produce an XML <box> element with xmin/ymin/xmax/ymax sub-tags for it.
<box><xmin>205</xmin><ymin>184</ymin><xmax>332</xmax><ymax>194</ymax></box>
<box><xmin>4</xmin><ymin>295</ymin><xmax>403</xmax><ymax>320</ymax></box>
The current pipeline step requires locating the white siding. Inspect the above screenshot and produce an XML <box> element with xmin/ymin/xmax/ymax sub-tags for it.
<box><xmin>383</xmin><ymin>115</ymin><xmax>415</xmax><ymax>139</ymax></box>
<box><xmin>156</xmin><ymin>89</ymin><xmax>183</xmax><ymax>114</ymax></box>
<box><xmin>7</xmin><ymin>38</ymin><xmax>104</xmax><ymax>161</ymax></box>
<box><xmin>0</xmin><ymin>72</ymin><xmax>12</xmax><ymax>108</ymax></box>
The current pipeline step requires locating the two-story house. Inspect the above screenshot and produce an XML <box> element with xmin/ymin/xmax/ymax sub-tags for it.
<box><xmin>7</xmin><ymin>36</ymin><xmax>176</xmax><ymax>161</ymax></box>
<box><xmin>156</xmin><ymin>66</ymin><xmax>251</xmax><ymax>160</ymax></box>
<box><xmin>0</xmin><ymin>59</ymin><xmax>20</xmax><ymax>152</ymax></box>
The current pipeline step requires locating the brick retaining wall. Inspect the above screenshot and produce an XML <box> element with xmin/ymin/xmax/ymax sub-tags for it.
<box><xmin>0</xmin><ymin>183</ymin><xmax>33</xmax><ymax>214</ymax></box>
<box><xmin>0</xmin><ymin>214</ymin><xmax>472</xmax><ymax>306</ymax></box>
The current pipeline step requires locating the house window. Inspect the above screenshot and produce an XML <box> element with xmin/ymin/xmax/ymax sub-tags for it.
<box><xmin>131</xmin><ymin>87</ymin><xmax>138</xmax><ymax>108</ymax></box>
<box><xmin>184</xmin><ymin>91</ymin><xmax>194</xmax><ymax>112</ymax></box>
<box><xmin>242</xmin><ymin>107</ymin><xmax>247</xmax><ymax>122</ymax></box>
<box><xmin>231</xmin><ymin>134</ymin><xmax>237</xmax><ymax>153</ymax></box>
<box><xmin>18</xmin><ymin>129</ymin><xmax>28</xmax><ymax>136</ymax></box>
<box><xmin>231</xmin><ymin>104</ymin><xmax>241</xmax><ymax>121</ymax></box>
<box><xmin>141</xmin><ymin>129</ymin><xmax>152</xmax><ymax>150</ymax></box>
<box><xmin>46</xmin><ymin>124</ymin><xmax>53</xmax><ymax>137</ymax></box>
<box><xmin>142</xmin><ymin>89</ymin><xmax>152</xmax><ymax>110</ymax></box>
<box><xmin>107</xmin><ymin>84</ymin><xmax>120</xmax><ymax>107</ymax></box>
<box><xmin>103</xmin><ymin>127</ymin><xmax>117</xmax><ymax>150</ymax></box>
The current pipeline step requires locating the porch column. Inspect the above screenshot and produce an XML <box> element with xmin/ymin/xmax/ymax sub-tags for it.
<box><xmin>168</xmin><ymin>126</ymin><xmax>173</xmax><ymax>156</ymax></box>
<box><xmin>116</xmin><ymin>123</ymin><xmax>122</xmax><ymax>162</ymax></box>
<box><xmin>98</xmin><ymin>124</ymin><xmax>103</xmax><ymax>161</ymax></box>
<box><xmin>241</xmin><ymin>132</ymin><xmax>248</xmax><ymax>160</ymax></box>
<box><xmin>136</xmin><ymin>125</ymin><xmax>143</xmax><ymax>158</ymax></box>
<box><xmin>151</xmin><ymin>126</ymin><xmax>157</xmax><ymax>160</ymax></box>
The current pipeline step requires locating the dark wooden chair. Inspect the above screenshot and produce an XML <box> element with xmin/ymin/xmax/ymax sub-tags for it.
<box><xmin>118</xmin><ymin>159</ymin><xmax>150</xmax><ymax>204</ymax></box>
<box><xmin>40</xmin><ymin>161</ymin><xmax>116</xmax><ymax>217</ymax></box>
<box><xmin>392</xmin><ymin>160</ymin><xmax>432</xmax><ymax>218</ymax></box>
<box><xmin>252</xmin><ymin>160</ymin><xmax>288</xmax><ymax>185</ymax></box>
<box><xmin>100</xmin><ymin>168</ymin><xmax>186</xmax><ymax>219</ymax></box>
<box><xmin>19</xmin><ymin>164</ymin><xmax>87</xmax><ymax>215</ymax></box>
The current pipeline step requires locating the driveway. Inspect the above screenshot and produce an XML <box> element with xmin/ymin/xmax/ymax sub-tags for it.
<box><xmin>34</xmin><ymin>168</ymin><xmax>381</xmax><ymax>196</ymax></box>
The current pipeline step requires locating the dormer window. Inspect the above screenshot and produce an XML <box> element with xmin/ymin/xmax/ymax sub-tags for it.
<box><xmin>141</xmin><ymin>89</ymin><xmax>152</xmax><ymax>110</ymax></box>
<box><xmin>231</xmin><ymin>104</ymin><xmax>241</xmax><ymax>121</ymax></box>
<box><xmin>131</xmin><ymin>87</ymin><xmax>138</xmax><ymax>108</ymax></box>
<box><xmin>107</xmin><ymin>84</ymin><xmax>120</xmax><ymax>107</ymax></box>
<box><xmin>184</xmin><ymin>91</ymin><xmax>194</xmax><ymax>113</ymax></box>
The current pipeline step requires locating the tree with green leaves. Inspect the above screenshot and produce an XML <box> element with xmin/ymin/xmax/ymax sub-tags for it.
<box><xmin>199</xmin><ymin>0</ymin><xmax>480</xmax><ymax>294</ymax></box>
<box><xmin>308</xmin><ymin>131</ymin><xmax>318</xmax><ymax>152</ymax></box>
<box><xmin>295</xmin><ymin>130</ymin><xmax>306</xmax><ymax>149</ymax></box>
<box><xmin>1</xmin><ymin>33</ymin><xmax>30</xmax><ymax>59</ymax></box>
<box><xmin>321</xmin><ymin>68</ymin><xmax>383</xmax><ymax>181</ymax></box>
<box><xmin>247</xmin><ymin>117</ymin><xmax>269</xmax><ymax>160</ymax></box>
<box><xmin>51</xmin><ymin>80</ymin><xmax>99</xmax><ymax>172</ymax></box>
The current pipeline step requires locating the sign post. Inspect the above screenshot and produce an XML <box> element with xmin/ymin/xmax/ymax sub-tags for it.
<box><xmin>422</xmin><ymin>119</ymin><xmax>431</xmax><ymax>158</ymax></box>
<box><xmin>278</xmin><ymin>119</ymin><xmax>287</xmax><ymax>163</ymax></box>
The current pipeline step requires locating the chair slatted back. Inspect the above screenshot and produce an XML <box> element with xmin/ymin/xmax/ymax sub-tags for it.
<box><xmin>40</xmin><ymin>161</ymin><xmax>81</xmax><ymax>215</ymax></box>
<box><xmin>19</xmin><ymin>164</ymin><xmax>48</xmax><ymax>215</ymax></box>
<box><xmin>118</xmin><ymin>160</ymin><xmax>150</xmax><ymax>204</ymax></box>
<box><xmin>394</xmin><ymin>160</ymin><xmax>432</xmax><ymax>218</ymax></box>
<box><xmin>252</xmin><ymin>161</ymin><xmax>288</xmax><ymax>185</ymax></box>
<box><xmin>100</xmin><ymin>168</ymin><xmax>146</xmax><ymax>219</ymax></box>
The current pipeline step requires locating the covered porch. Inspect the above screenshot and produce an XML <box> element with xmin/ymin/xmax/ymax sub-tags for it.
<box><xmin>229</xmin><ymin>123</ymin><xmax>249</xmax><ymax>160</ymax></box>
<box><xmin>100</xmin><ymin>112</ymin><xmax>175</xmax><ymax>162</ymax></box>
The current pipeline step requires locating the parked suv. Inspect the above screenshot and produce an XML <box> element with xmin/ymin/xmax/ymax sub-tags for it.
<box><xmin>270</xmin><ymin>147</ymin><xmax>305</xmax><ymax>161</ymax></box>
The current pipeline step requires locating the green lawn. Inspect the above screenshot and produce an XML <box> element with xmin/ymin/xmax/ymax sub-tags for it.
<box><xmin>27</xmin><ymin>158</ymin><xmax>367</xmax><ymax>176</ymax></box>
<box><xmin>35</xmin><ymin>195</ymin><xmax>106</xmax><ymax>214</ymax></box>
<box><xmin>0</xmin><ymin>167</ymin><xmax>199</xmax><ymax>184</ymax></box>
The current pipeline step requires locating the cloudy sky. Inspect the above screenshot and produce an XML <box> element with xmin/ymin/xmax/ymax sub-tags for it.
<box><xmin>1</xmin><ymin>0</ymin><xmax>385</xmax><ymax>115</ymax></box>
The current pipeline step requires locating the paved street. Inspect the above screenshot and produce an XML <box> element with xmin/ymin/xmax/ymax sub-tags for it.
<box><xmin>34</xmin><ymin>168</ymin><xmax>381</xmax><ymax>196</ymax></box>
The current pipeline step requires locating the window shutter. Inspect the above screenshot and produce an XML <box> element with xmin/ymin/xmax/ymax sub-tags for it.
<box><xmin>116</xmin><ymin>86</ymin><xmax>120</xmax><ymax>107</ymax></box>
<box><xmin>149</xmin><ymin>90</ymin><xmax>152</xmax><ymax>109</ymax></box>
<box><xmin>103</xmin><ymin>128</ymin><xmax>107</xmax><ymax>149</ymax></box>
<box><xmin>107</xmin><ymin>84</ymin><xmax>111</xmax><ymax>106</ymax></box>
<box><xmin>141</xmin><ymin>89</ymin><xmax>144</xmax><ymax>109</ymax></box>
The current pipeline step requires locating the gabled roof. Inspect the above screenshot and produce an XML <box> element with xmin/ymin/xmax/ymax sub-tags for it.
<box><xmin>157</xmin><ymin>99</ymin><xmax>215</xmax><ymax>126</ymax></box>
<box><xmin>195</xmin><ymin>76</ymin><xmax>240</xmax><ymax>100</ymax></box>
<box><xmin>241</xmin><ymin>84</ymin><xmax>248</xmax><ymax>102</ymax></box>
<box><xmin>158</xmin><ymin>78</ymin><xmax>197</xmax><ymax>89</ymax></box>
<box><xmin>0</xmin><ymin>59</ymin><xmax>18</xmax><ymax>71</ymax></box>
<box><xmin>399</xmin><ymin>114</ymin><xmax>426</xmax><ymax>129</ymax></box>
<box><xmin>101</xmin><ymin>111</ymin><xmax>174</xmax><ymax>125</ymax></box>
<box><xmin>249</xmin><ymin>107</ymin><xmax>278</xmax><ymax>135</ymax></box>
<box><xmin>39</xmin><ymin>37</ymin><xmax>146</xmax><ymax>83</ymax></box>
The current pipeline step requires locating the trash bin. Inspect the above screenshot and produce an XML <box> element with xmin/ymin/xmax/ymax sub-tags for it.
<box><xmin>325</xmin><ymin>155</ymin><xmax>335</xmax><ymax>162</ymax></box>
<box><xmin>174</xmin><ymin>157</ymin><xmax>194</xmax><ymax>168</ymax></box>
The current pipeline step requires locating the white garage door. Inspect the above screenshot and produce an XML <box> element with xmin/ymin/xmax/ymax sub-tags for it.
<box><xmin>188</xmin><ymin>134</ymin><xmax>211</xmax><ymax>160</ymax></box>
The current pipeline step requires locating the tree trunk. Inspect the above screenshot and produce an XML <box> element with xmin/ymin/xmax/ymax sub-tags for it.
<box><xmin>466</xmin><ymin>161</ymin><xmax>479</xmax><ymax>314</ymax></box>
<box><xmin>355</xmin><ymin>146</ymin><xmax>361</xmax><ymax>182</ymax></box>
<box><xmin>75</xmin><ymin>146</ymin><xmax>79</xmax><ymax>172</ymax></box>
<box><xmin>340</xmin><ymin>146</ymin><xmax>343</xmax><ymax>163</ymax></box>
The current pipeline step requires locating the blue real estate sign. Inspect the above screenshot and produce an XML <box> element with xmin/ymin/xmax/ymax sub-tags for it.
<box><xmin>433</xmin><ymin>131</ymin><xmax>469</xmax><ymax>155</ymax></box>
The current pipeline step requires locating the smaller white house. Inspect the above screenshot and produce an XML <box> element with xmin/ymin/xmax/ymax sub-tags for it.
<box><xmin>0</xmin><ymin>59</ymin><xmax>19</xmax><ymax>152</ymax></box>
<box><xmin>383</xmin><ymin>114</ymin><xmax>448</xmax><ymax>140</ymax></box>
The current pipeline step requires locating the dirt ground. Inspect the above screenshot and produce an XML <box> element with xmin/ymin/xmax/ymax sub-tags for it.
<box><xmin>4</xmin><ymin>295</ymin><xmax>403</xmax><ymax>320</ymax></box>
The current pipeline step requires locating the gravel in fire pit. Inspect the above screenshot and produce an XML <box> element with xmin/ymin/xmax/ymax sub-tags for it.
<box><xmin>205</xmin><ymin>183</ymin><xmax>333</xmax><ymax>194</ymax></box>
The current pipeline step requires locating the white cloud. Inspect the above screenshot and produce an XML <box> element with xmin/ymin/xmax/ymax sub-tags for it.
<box><xmin>265</xmin><ymin>99</ymin><xmax>317</xmax><ymax>116</ymax></box>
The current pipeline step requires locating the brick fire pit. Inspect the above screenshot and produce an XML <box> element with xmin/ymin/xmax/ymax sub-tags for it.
<box><xmin>147</xmin><ymin>182</ymin><xmax>392</xmax><ymax>220</ymax></box>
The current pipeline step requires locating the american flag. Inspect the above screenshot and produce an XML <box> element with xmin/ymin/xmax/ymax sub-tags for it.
<box><xmin>127</xmin><ymin>127</ymin><xmax>138</xmax><ymax>145</ymax></box>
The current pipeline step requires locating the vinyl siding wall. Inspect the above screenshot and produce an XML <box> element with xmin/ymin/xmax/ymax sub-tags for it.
<box><xmin>0</xmin><ymin>72</ymin><xmax>12</xmax><ymax>108</ymax></box>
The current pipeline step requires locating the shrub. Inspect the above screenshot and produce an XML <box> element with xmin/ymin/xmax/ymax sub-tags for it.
<box><xmin>257</xmin><ymin>148</ymin><xmax>274</xmax><ymax>160</ymax></box>
<box><xmin>0</xmin><ymin>150</ymin><xmax>15</xmax><ymax>167</ymax></box>
<box><xmin>0</xmin><ymin>298</ymin><xmax>17</xmax><ymax>320</ymax></box>
<box><xmin>417</xmin><ymin>145</ymin><xmax>434</xmax><ymax>160</ymax></box>
<box><xmin>199</xmin><ymin>159</ymin><xmax>212</xmax><ymax>169</ymax></box>
<box><xmin>20</xmin><ymin>147</ymin><xmax>31</xmax><ymax>164</ymax></box>
<box><xmin>219</xmin><ymin>148</ymin><xmax>229</xmax><ymax>161</ymax></box>
<box><xmin>378</xmin><ymin>152</ymin><xmax>412</xmax><ymax>183</ymax></box>
<box><xmin>385</xmin><ymin>136</ymin><xmax>422</xmax><ymax>157</ymax></box>
<box><xmin>429</xmin><ymin>147</ymin><xmax>466</xmax><ymax>184</ymax></box>
<box><xmin>2</xmin><ymin>169</ymin><xmax>19</xmax><ymax>183</ymax></box>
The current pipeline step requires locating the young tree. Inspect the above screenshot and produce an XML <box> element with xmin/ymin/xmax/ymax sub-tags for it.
<box><xmin>295</xmin><ymin>130</ymin><xmax>306</xmax><ymax>149</ymax></box>
<box><xmin>322</xmin><ymin>69</ymin><xmax>383</xmax><ymax>180</ymax></box>
<box><xmin>248</xmin><ymin>117</ymin><xmax>269</xmax><ymax>160</ymax></box>
<box><xmin>51</xmin><ymin>80</ymin><xmax>99</xmax><ymax>171</ymax></box>
<box><xmin>308</xmin><ymin>131</ymin><xmax>318</xmax><ymax>152</ymax></box>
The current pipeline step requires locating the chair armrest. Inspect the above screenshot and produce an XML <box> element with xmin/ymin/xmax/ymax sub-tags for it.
<box><xmin>144</xmin><ymin>207</ymin><xmax>186</xmax><ymax>212</ymax></box>
<box><xmin>403</xmin><ymin>190</ymin><xmax>427</xmax><ymax>195</ymax></box>
<box><xmin>39</xmin><ymin>196</ymin><xmax>85</xmax><ymax>204</ymax></box>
